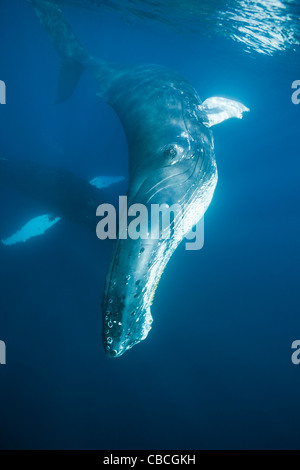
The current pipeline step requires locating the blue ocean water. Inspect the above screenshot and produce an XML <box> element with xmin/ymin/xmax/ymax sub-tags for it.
<box><xmin>0</xmin><ymin>0</ymin><xmax>299</xmax><ymax>450</ymax></box>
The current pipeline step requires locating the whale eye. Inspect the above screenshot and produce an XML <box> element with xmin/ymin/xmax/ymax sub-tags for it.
<box><xmin>163</xmin><ymin>145</ymin><xmax>177</xmax><ymax>159</ymax></box>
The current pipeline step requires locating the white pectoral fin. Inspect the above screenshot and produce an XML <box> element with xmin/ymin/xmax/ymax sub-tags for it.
<box><xmin>199</xmin><ymin>97</ymin><xmax>250</xmax><ymax>128</ymax></box>
<box><xmin>1</xmin><ymin>214</ymin><xmax>61</xmax><ymax>247</ymax></box>
<box><xmin>89</xmin><ymin>175</ymin><xmax>125</xmax><ymax>189</ymax></box>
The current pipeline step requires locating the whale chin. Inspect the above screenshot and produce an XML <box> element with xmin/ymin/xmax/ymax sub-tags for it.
<box><xmin>103</xmin><ymin>298</ymin><xmax>153</xmax><ymax>358</ymax></box>
<box><xmin>102</xmin><ymin>234</ymin><xmax>170</xmax><ymax>358</ymax></box>
<box><xmin>104</xmin><ymin>324</ymin><xmax>152</xmax><ymax>358</ymax></box>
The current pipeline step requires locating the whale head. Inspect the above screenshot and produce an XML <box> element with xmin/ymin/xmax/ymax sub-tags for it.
<box><xmin>101</xmin><ymin>68</ymin><xmax>249</xmax><ymax>357</ymax></box>
<box><xmin>103</xmin><ymin>79</ymin><xmax>211</xmax><ymax>357</ymax></box>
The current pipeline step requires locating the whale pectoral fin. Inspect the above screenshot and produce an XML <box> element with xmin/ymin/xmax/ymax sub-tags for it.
<box><xmin>199</xmin><ymin>97</ymin><xmax>250</xmax><ymax>128</ymax></box>
<box><xmin>56</xmin><ymin>59</ymin><xmax>85</xmax><ymax>103</ymax></box>
<box><xmin>89</xmin><ymin>176</ymin><xmax>125</xmax><ymax>189</ymax></box>
<box><xmin>1</xmin><ymin>214</ymin><xmax>61</xmax><ymax>247</ymax></box>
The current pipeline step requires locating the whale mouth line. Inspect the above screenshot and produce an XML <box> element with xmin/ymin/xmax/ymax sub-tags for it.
<box><xmin>102</xmin><ymin>145</ymin><xmax>208</xmax><ymax>357</ymax></box>
<box><xmin>143</xmin><ymin>149</ymin><xmax>202</xmax><ymax>205</ymax></box>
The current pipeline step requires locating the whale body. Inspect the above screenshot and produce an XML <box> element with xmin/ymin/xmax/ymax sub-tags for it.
<box><xmin>28</xmin><ymin>0</ymin><xmax>249</xmax><ymax>357</ymax></box>
<box><xmin>0</xmin><ymin>157</ymin><xmax>124</xmax><ymax>245</ymax></box>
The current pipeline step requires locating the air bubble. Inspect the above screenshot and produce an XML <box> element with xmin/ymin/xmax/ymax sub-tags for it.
<box><xmin>107</xmin><ymin>337</ymin><xmax>113</xmax><ymax>345</ymax></box>
<box><xmin>109</xmin><ymin>298</ymin><xmax>113</xmax><ymax>304</ymax></box>
<box><xmin>108</xmin><ymin>320</ymin><xmax>113</xmax><ymax>328</ymax></box>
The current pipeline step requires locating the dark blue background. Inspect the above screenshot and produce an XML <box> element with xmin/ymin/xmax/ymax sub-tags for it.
<box><xmin>0</xmin><ymin>0</ymin><xmax>299</xmax><ymax>450</ymax></box>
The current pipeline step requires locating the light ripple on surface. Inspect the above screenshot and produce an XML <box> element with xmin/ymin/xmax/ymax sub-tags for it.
<box><xmin>56</xmin><ymin>0</ymin><xmax>300</xmax><ymax>56</ymax></box>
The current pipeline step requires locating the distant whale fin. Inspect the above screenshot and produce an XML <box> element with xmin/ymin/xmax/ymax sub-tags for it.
<box><xmin>0</xmin><ymin>175</ymin><xmax>125</xmax><ymax>247</ymax></box>
<box><xmin>56</xmin><ymin>59</ymin><xmax>85</xmax><ymax>103</ymax></box>
<box><xmin>31</xmin><ymin>0</ymin><xmax>90</xmax><ymax>102</ymax></box>
<box><xmin>31</xmin><ymin>0</ymin><xmax>89</xmax><ymax>64</ymax></box>
<box><xmin>31</xmin><ymin>0</ymin><xmax>113</xmax><ymax>102</ymax></box>
<box><xmin>1</xmin><ymin>214</ymin><xmax>61</xmax><ymax>247</ymax></box>
<box><xmin>199</xmin><ymin>97</ymin><xmax>250</xmax><ymax>128</ymax></box>
<box><xmin>89</xmin><ymin>176</ymin><xmax>125</xmax><ymax>189</ymax></box>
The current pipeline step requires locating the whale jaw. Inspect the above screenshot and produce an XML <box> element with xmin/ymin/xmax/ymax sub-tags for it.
<box><xmin>102</xmin><ymin>237</ymin><xmax>163</xmax><ymax>358</ymax></box>
<box><xmin>102</xmin><ymin>159</ymin><xmax>218</xmax><ymax>358</ymax></box>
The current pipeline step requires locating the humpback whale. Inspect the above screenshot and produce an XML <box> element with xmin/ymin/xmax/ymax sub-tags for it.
<box><xmin>0</xmin><ymin>157</ymin><xmax>124</xmax><ymax>245</ymax></box>
<box><xmin>26</xmin><ymin>0</ymin><xmax>249</xmax><ymax>357</ymax></box>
